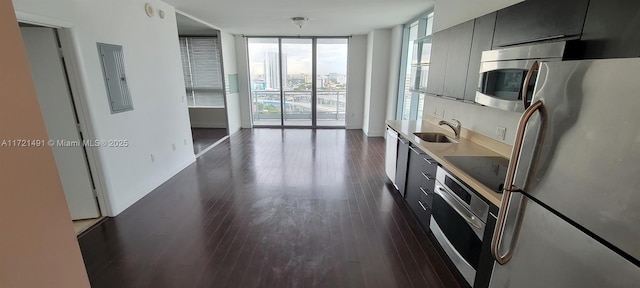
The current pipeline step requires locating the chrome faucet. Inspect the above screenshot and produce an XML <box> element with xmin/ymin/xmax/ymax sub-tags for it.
<box><xmin>438</xmin><ymin>119</ymin><xmax>461</xmax><ymax>139</ymax></box>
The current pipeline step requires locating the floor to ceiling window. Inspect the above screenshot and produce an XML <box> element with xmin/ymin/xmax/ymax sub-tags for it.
<box><xmin>397</xmin><ymin>12</ymin><xmax>433</xmax><ymax>120</ymax></box>
<box><xmin>248</xmin><ymin>37</ymin><xmax>348</xmax><ymax>127</ymax></box>
<box><xmin>316</xmin><ymin>39</ymin><xmax>348</xmax><ymax>126</ymax></box>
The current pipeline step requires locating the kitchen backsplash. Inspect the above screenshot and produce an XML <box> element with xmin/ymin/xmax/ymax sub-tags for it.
<box><xmin>423</xmin><ymin>95</ymin><xmax>522</xmax><ymax>145</ymax></box>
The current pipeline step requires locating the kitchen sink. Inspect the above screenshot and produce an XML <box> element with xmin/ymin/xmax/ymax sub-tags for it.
<box><xmin>413</xmin><ymin>132</ymin><xmax>457</xmax><ymax>143</ymax></box>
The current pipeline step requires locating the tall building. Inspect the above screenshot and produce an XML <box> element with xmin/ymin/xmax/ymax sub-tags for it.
<box><xmin>264</xmin><ymin>52</ymin><xmax>278</xmax><ymax>90</ymax></box>
<box><xmin>264</xmin><ymin>52</ymin><xmax>287</xmax><ymax>90</ymax></box>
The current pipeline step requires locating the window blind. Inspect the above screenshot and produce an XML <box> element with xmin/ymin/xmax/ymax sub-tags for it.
<box><xmin>179</xmin><ymin>37</ymin><xmax>225</xmax><ymax>107</ymax></box>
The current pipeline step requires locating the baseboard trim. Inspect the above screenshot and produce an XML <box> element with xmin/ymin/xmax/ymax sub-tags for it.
<box><xmin>190</xmin><ymin>122</ymin><xmax>227</xmax><ymax>128</ymax></box>
<box><xmin>365</xmin><ymin>130</ymin><xmax>385</xmax><ymax>137</ymax></box>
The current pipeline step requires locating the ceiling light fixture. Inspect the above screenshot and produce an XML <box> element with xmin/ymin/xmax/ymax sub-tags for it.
<box><xmin>291</xmin><ymin>17</ymin><xmax>309</xmax><ymax>29</ymax></box>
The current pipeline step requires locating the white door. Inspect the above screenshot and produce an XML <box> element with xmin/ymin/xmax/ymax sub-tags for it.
<box><xmin>20</xmin><ymin>27</ymin><xmax>100</xmax><ymax>220</ymax></box>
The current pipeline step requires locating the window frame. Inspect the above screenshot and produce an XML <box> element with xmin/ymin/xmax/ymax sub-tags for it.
<box><xmin>245</xmin><ymin>36</ymin><xmax>350</xmax><ymax>128</ymax></box>
<box><xmin>396</xmin><ymin>11</ymin><xmax>434</xmax><ymax>120</ymax></box>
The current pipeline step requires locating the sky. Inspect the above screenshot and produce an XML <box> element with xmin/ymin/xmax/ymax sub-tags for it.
<box><xmin>248</xmin><ymin>39</ymin><xmax>348</xmax><ymax>77</ymax></box>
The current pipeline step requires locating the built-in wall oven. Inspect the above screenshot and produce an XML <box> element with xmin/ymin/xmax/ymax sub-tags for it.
<box><xmin>430</xmin><ymin>167</ymin><xmax>489</xmax><ymax>287</ymax></box>
<box><xmin>475</xmin><ymin>41</ymin><xmax>571</xmax><ymax>112</ymax></box>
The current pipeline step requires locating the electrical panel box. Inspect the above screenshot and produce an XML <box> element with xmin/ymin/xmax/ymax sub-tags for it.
<box><xmin>97</xmin><ymin>43</ymin><xmax>133</xmax><ymax>114</ymax></box>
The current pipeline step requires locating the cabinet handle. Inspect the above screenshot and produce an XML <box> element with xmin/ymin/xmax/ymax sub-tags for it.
<box><xmin>419</xmin><ymin>187</ymin><xmax>429</xmax><ymax>197</ymax></box>
<box><xmin>408</xmin><ymin>145</ymin><xmax>423</xmax><ymax>155</ymax></box>
<box><xmin>418</xmin><ymin>200</ymin><xmax>427</xmax><ymax>211</ymax></box>
<box><xmin>398</xmin><ymin>138</ymin><xmax>408</xmax><ymax>145</ymax></box>
<box><xmin>513</xmin><ymin>34</ymin><xmax>567</xmax><ymax>46</ymax></box>
<box><xmin>421</xmin><ymin>172</ymin><xmax>432</xmax><ymax>181</ymax></box>
<box><xmin>423</xmin><ymin>158</ymin><xmax>434</xmax><ymax>165</ymax></box>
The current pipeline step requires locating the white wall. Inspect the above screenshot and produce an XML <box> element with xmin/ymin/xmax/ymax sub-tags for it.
<box><xmin>386</xmin><ymin>25</ymin><xmax>403</xmax><ymax>121</ymax></box>
<box><xmin>235</xmin><ymin>35</ymin><xmax>253</xmax><ymax>128</ymax></box>
<box><xmin>13</xmin><ymin>0</ymin><xmax>196</xmax><ymax>215</ymax></box>
<box><xmin>362</xmin><ymin>32</ymin><xmax>374</xmax><ymax>135</ymax></box>
<box><xmin>345</xmin><ymin>35</ymin><xmax>367</xmax><ymax>130</ymax></box>
<box><xmin>188</xmin><ymin>107</ymin><xmax>227</xmax><ymax>128</ymax></box>
<box><xmin>220</xmin><ymin>31</ymin><xmax>242</xmax><ymax>134</ymax></box>
<box><xmin>362</xmin><ymin>29</ymin><xmax>392</xmax><ymax>137</ymax></box>
<box><xmin>423</xmin><ymin>95</ymin><xmax>521</xmax><ymax>145</ymax></box>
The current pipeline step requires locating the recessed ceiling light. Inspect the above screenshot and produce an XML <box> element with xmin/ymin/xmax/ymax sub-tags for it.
<box><xmin>291</xmin><ymin>17</ymin><xmax>309</xmax><ymax>29</ymax></box>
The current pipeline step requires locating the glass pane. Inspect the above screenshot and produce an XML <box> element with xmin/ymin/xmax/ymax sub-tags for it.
<box><xmin>282</xmin><ymin>38</ymin><xmax>312</xmax><ymax>126</ymax></box>
<box><xmin>400</xmin><ymin>25</ymin><xmax>420</xmax><ymax>120</ymax></box>
<box><xmin>426</xmin><ymin>13</ymin><xmax>434</xmax><ymax>36</ymax></box>
<box><xmin>402</xmin><ymin>94</ymin><xmax>411</xmax><ymax>120</ymax></box>
<box><xmin>317</xmin><ymin>38</ymin><xmax>348</xmax><ymax>127</ymax></box>
<box><xmin>248</xmin><ymin>38</ymin><xmax>282</xmax><ymax>126</ymax></box>
<box><xmin>417</xmin><ymin>93</ymin><xmax>425</xmax><ymax>119</ymax></box>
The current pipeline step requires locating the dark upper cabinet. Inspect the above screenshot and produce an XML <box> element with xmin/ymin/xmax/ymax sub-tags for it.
<box><xmin>426</xmin><ymin>30</ymin><xmax>449</xmax><ymax>95</ymax></box>
<box><xmin>492</xmin><ymin>0</ymin><xmax>589</xmax><ymax>48</ymax></box>
<box><xmin>465</xmin><ymin>12</ymin><xmax>496</xmax><ymax>102</ymax></box>
<box><xmin>579</xmin><ymin>0</ymin><xmax>640</xmax><ymax>59</ymax></box>
<box><xmin>443</xmin><ymin>20</ymin><xmax>475</xmax><ymax>99</ymax></box>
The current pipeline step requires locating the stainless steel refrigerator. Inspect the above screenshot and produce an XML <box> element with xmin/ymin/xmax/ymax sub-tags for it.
<box><xmin>489</xmin><ymin>58</ymin><xmax>640</xmax><ymax>287</ymax></box>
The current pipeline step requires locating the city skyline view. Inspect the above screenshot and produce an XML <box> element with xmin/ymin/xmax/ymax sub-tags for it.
<box><xmin>248</xmin><ymin>40</ymin><xmax>348</xmax><ymax>77</ymax></box>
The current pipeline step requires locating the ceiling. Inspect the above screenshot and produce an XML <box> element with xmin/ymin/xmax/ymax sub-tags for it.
<box><xmin>176</xmin><ymin>13</ymin><xmax>218</xmax><ymax>36</ymax></box>
<box><xmin>165</xmin><ymin>0</ymin><xmax>434</xmax><ymax>36</ymax></box>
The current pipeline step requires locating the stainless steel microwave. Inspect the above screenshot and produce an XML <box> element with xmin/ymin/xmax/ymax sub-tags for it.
<box><xmin>475</xmin><ymin>42</ymin><xmax>569</xmax><ymax>112</ymax></box>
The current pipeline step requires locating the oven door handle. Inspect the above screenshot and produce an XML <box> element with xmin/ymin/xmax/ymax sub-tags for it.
<box><xmin>434</xmin><ymin>185</ymin><xmax>484</xmax><ymax>232</ymax></box>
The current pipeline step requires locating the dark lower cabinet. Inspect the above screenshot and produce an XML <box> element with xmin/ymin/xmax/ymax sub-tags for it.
<box><xmin>402</xmin><ymin>142</ymin><xmax>497</xmax><ymax>288</ymax></box>
<box><xmin>465</xmin><ymin>12</ymin><xmax>496</xmax><ymax>102</ymax></box>
<box><xmin>579</xmin><ymin>0</ymin><xmax>640</xmax><ymax>59</ymax></box>
<box><xmin>406</xmin><ymin>146</ymin><xmax>425</xmax><ymax>214</ymax></box>
<box><xmin>474</xmin><ymin>206</ymin><xmax>499</xmax><ymax>288</ymax></box>
<box><xmin>406</xmin><ymin>145</ymin><xmax>438</xmax><ymax>231</ymax></box>
<box><xmin>492</xmin><ymin>0</ymin><xmax>589</xmax><ymax>48</ymax></box>
<box><xmin>395</xmin><ymin>137</ymin><xmax>410</xmax><ymax>197</ymax></box>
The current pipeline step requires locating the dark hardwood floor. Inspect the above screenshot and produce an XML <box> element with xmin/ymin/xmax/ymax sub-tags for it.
<box><xmin>192</xmin><ymin>128</ymin><xmax>228</xmax><ymax>154</ymax></box>
<box><xmin>79</xmin><ymin>129</ymin><xmax>461</xmax><ymax>288</ymax></box>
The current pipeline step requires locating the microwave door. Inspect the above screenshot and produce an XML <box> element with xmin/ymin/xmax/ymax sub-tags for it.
<box><xmin>475</xmin><ymin>59</ymin><xmax>539</xmax><ymax>112</ymax></box>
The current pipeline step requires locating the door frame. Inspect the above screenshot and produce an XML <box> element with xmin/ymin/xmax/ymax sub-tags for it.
<box><xmin>16</xmin><ymin>11</ymin><xmax>111</xmax><ymax>216</ymax></box>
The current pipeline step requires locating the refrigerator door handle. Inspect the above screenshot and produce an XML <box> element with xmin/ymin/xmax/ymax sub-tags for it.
<box><xmin>492</xmin><ymin>100</ymin><xmax>547</xmax><ymax>265</ymax></box>
<box><xmin>522</xmin><ymin>61</ymin><xmax>539</xmax><ymax>110</ymax></box>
